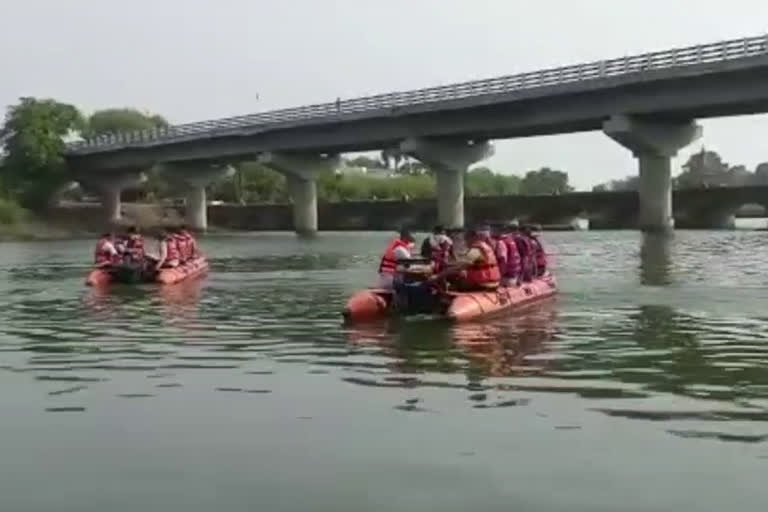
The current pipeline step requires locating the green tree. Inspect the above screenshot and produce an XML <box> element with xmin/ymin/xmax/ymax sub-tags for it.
<box><xmin>520</xmin><ymin>167</ymin><xmax>572</xmax><ymax>194</ymax></box>
<box><xmin>675</xmin><ymin>149</ymin><xmax>730</xmax><ymax>188</ymax></box>
<box><xmin>0</xmin><ymin>97</ymin><xmax>85</xmax><ymax>209</ymax></box>
<box><xmin>86</xmin><ymin>108</ymin><xmax>168</xmax><ymax>137</ymax></box>
<box><xmin>465</xmin><ymin>166</ymin><xmax>521</xmax><ymax>196</ymax></box>
<box><xmin>592</xmin><ymin>175</ymin><xmax>639</xmax><ymax>192</ymax></box>
<box><xmin>752</xmin><ymin>162</ymin><xmax>768</xmax><ymax>185</ymax></box>
<box><xmin>208</xmin><ymin>162</ymin><xmax>287</xmax><ymax>203</ymax></box>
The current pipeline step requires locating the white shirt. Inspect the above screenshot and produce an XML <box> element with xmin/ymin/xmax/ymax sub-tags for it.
<box><xmin>429</xmin><ymin>233</ymin><xmax>453</xmax><ymax>249</ymax></box>
<box><xmin>393</xmin><ymin>245</ymin><xmax>411</xmax><ymax>260</ymax></box>
<box><xmin>101</xmin><ymin>240</ymin><xmax>118</xmax><ymax>256</ymax></box>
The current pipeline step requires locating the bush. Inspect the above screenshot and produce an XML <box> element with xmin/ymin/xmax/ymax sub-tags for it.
<box><xmin>0</xmin><ymin>198</ymin><xmax>26</xmax><ymax>225</ymax></box>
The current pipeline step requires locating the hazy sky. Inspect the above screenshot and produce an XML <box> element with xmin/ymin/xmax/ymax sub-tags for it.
<box><xmin>3</xmin><ymin>0</ymin><xmax>768</xmax><ymax>189</ymax></box>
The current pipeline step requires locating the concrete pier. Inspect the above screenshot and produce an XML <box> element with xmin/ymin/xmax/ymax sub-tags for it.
<box><xmin>163</xmin><ymin>163</ymin><xmax>234</xmax><ymax>231</ymax></box>
<box><xmin>258</xmin><ymin>152</ymin><xmax>339</xmax><ymax>234</ymax></box>
<box><xmin>287</xmin><ymin>175</ymin><xmax>318</xmax><ymax>235</ymax></box>
<box><xmin>185</xmin><ymin>185</ymin><xmax>207</xmax><ymax>231</ymax></box>
<box><xmin>604</xmin><ymin>115</ymin><xmax>701</xmax><ymax>232</ymax></box>
<box><xmin>400</xmin><ymin>137</ymin><xmax>494</xmax><ymax>228</ymax></box>
<box><xmin>80</xmin><ymin>171</ymin><xmax>146</xmax><ymax>225</ymax></box>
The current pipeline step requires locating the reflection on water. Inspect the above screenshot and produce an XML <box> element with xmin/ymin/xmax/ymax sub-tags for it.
<box><xmin>640</xmin><ymin>233</ymin><xmax>672</xmax><ymax>286</ymax></box>
<box><xmin>2</xmin><ymin>232</ymin><xmax>768</xmax><ymax>511</ymax></box>
<box><xmin>345</xmin><ymin>300</ymin><xmax>559</xmax><ymax>380</ymax></box>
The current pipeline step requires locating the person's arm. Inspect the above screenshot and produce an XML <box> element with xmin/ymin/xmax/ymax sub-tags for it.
<box><xmin>393</xmin><ymin>246</ymin><xmax>411</xmax><ymax>261</ymax></box>
<box><xmin>103</xmin><ymin>241</ymin><xmax>119</xmax><ymax>257</ymax></box>
<box><xmin>155</xmin><ymin>241</ymin><xmax>167</xmax><ymax>269</ymax></box>
<box><xmin>433</xmin><ymin>248</ymin><xmax>481</xmax><ymax>278</ymax></box>
<box><xmin>495</xmin><ymin>240</ymin><xmax>507</xmax><ymax>266</ymax></box>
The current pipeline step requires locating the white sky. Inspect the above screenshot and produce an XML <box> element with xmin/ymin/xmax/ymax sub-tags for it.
<box><xmin>2</xmin><ymin>0</ymin><xmax>768</xmax><ymax>189</ymax></box>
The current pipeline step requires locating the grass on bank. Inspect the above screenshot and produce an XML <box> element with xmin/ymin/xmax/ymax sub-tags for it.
<box><xmin>0</xmin><ymin>198</ymin><xmax>87</xmax><ymax>241</ymax></box>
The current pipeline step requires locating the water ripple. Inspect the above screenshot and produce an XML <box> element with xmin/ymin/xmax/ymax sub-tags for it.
<box><xmin>2</xmin><ymin>232</ymin><xmax>768</xmax><ymax>448</ymax></box>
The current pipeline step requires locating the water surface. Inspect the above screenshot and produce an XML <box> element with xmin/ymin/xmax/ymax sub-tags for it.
<box><xmin>1</xmin><ymin>231</ymin><xmax>767</xmax><ymax>511</ymax></box>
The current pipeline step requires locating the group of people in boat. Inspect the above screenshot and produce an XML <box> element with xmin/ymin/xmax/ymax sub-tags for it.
<box><xmin>378</xmin><ymin>222</ymin><xmax>548</xmax><ymax>292</ymax></box>
<box><xmin>94</xmin><ymin>225</ymin><xmax>200</xmax><ymax>272</ymax></box>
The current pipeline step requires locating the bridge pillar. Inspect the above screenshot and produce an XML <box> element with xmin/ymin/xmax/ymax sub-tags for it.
<box><xmin>287</xmin><ymin>175</ymin><xmax>317</xmax><ymax>235</ymax></box>
<box><xmin>603</xmin><ymin>115</ymin><xmax>701</xmax><ymax>232</ymax></box>
<box><xmin>163</xmin><ymin>163</ymin><xmax>234</xmax><ymax>231</ymax></box>
<box><xmin>258</xmin><ymin>152</ymin><xmax>340</xmax><ymax>235</ymax></box>
<box><xmin>79</xmin><ymin>171</ymin><xmax>146</xmax><ymax>225</ymax></box>
<box><xmin>400</xmin><ymin>138</ymin><xmax>494</xmax><ymax>228</ymax></box>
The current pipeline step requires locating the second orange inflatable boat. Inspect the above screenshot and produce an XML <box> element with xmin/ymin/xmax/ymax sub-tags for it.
<box><xmin>343</xmin><ymin>275</ymin><xmax>557</xmax><ymax>323</ymax></box>
<box><xmin>85</xmin><ymin>257</ymin><xmax>209</xmax><ymax>287</ymax></box>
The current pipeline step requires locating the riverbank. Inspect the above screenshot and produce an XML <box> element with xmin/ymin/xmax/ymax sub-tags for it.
<box><xmin>1</xmin><ymin>200</ymin><xmax>766</xmax><ymax>241</ymax></box>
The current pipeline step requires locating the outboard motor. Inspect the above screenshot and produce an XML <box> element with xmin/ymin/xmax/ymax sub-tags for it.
<box><xmin>392</xmin><ymin>259</ymin><xmax>439</xmax><ymax>315</ymax></box>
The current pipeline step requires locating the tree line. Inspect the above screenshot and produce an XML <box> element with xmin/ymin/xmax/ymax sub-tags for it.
<box><xmin>593</xmin><ymin>148</ymin><xmax>768</xmax><ymax>192</ymax></box>
<box><xmin>0</xmin><ymin>97</ymin><xmax>575</xmax><ymax>211</ymax></box>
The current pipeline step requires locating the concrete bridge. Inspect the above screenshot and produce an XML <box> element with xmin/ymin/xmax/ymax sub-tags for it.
<box><xmin>64</xmin><ymin>34</ymin><xmax>768</xmax><ymax>232</ymax></box>
<box><xmin>199</xmin><ymin>186</ymin><xmax>768</xmax><ymax>231</ymax></box>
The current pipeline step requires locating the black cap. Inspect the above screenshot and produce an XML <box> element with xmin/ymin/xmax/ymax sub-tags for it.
<box><xmin>399</xmin><ymin>227</ymin><xmax>414</xmax><ymax>242</ymax></box>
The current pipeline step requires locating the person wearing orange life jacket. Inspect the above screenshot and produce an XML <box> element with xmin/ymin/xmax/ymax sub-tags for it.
<box><xmin>377</xmin><ymin>228</ymin><xmax>415</xmax><ymax>289</ymax></box>
<box><xmin>500</xmin><ymin>222</ymin><xmax>522</xmax><ymax>285</ymax></box>
<box><xmin>155</xmin><ymin>227</ymin><xmax>181</xmax><ymax>270</ymax></box>
<box><xmin>434</xmin><ymin>228</ymin><xmax>501</xmax><ymax>291</ymax></box>
<box><xmin>420</xmin><ymin>224</ymin><xmax>452</xmax><ymax>273</ymax></box>
<box><xmin>512</xmin><ymin>223</ymin><xmax>535</xmax><ymax>282</ymax></box>
<box><xmin>178</xmin><ymin>224</ymin><xmax>199</xmax><ymax>260</ymax></box>
<box><xmin>488</xmin><ymin>222</ymin><xmax>509</xmax><ymax>279</ymax></box>
<box><xmin>122</xmin><ymin>226</ymin><xmax>145</xmax><ymax>264</ymax></box>
<box><xmin>170</xmin><ymin>226</ymin><xmax>189</xmax><ymax>264</ymax></box>
<box><xmin>525</xmin><ymin>224</ymin><xmax>548</xmax><ymax>277</ymax></box>
<box><xmin>94</xmin><ymin>232</ymin><xmax>121</xmax><ymax>268</ymax></box>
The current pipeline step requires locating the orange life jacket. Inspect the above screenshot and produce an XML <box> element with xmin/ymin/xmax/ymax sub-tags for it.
<box><xmin>514</xmin><ymin>234</ymin><xmax>535</xmax><ymax>277</ymax></box>
<box><xmin>465</xmin><ymin>240</ymin><xmax>501</xmax><ymax>286</ymax></box>
<box><xmin>378</xmin><ymin>238</ymin><xmax>411</xmax><ymax>274</ymax></box>
<box><xmin>173</xmin><ymin>234</ymin><xmax>189</xmax><ymax>262</ymax></box>
<box><xmin>181</xmin><ymin>231</ymin><xmax>197</xmax><ymax>259</ymax></box>
<box><xmin>125</xmin><ymin>234</ymin><xmax>144</xmax><ymax>261</ymax></box>
<box><xmin>531</xmin><ymin>236</ymin><xmax>547</xmax><ymax>273</ymax></box>
<box><xmin>501</xmin><ymin>235</ymin><xmax>521</xmax><ymax>278</ymax></box>
<box><xmin>165</xmin><ymin>235</ymin><xmax>181</xmax><ymax>262</ymax></box>
<box><xmin>94</xmin><ymin>238</ymin><xmax>119</xmax><ymax>267</ymax></box>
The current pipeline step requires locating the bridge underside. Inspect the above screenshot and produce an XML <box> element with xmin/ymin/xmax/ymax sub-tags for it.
<box><xmin>64</xmin><ymin>51</ymin><xmax>768</xmax><ymax>234</ymax></box>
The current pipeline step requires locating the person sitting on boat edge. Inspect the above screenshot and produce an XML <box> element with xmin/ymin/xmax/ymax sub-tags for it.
<box><xmin>432</xmin><ymin>228</ymin><xmax>501</xmax><ymax>291</ymax></box>
<box><xmin>500</xmin><ymin>221</ymin><xmax>522</xmax><ymax>286</ymax></box>
<box><xmin>489</xmin><ymin>222</ymin><xmax>509</xmax><ymax>280</ymax></box>
<box><xmin>511</xmin><ymin>223</ymin><xmax>535</xmax><ymax>282</ymax></box>
<box><xmin>420</xmin><ymin>224</ymin><xmax>453</xmax><ymax>273</ymax></box>
<box><xmin>377</xmin><ymin>227</ymin><xmax>415</xmax><ymax>289</ymax></box>
<box><xmin>122</xmin><ymin>226</ymin><xmax>145</xmax><ymax>265</ymax></box>
<box><xmin>525</xmin><ymin>224</ymin><xmax>548</xmax><ymax>277</ymax></box>
<box><xmin>178</xmin><ymin>224</ymin><xmax>199</xmax><ymax>260</ymax></box>
<box><xmin>94</xmin><ymin>232</ymin><xmax>121</xmax><ymax>269</ymax></box>
<box><xmin>171</xmin><ymin>226</ymin><xmax>190</xmax><ymax>264</ymax></box>
<box><xmin>155</xmin><ymin>227</ymin><xmax>181</xmax><ymax>270</ymax></box>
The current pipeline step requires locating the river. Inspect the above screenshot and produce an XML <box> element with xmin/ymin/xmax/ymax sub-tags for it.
<box><xmin>1</xmin><ymin>231</ymin><xmax>767</xmax><ymax>511</ymax></box>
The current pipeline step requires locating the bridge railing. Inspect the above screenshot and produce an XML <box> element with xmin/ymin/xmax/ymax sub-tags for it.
<box><xmin>67</xmin><ymin>34</ymin><xmax>768</xmax><ymax>154</ymax></box>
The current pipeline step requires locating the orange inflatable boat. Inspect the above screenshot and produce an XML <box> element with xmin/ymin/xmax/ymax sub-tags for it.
<box><xmin>85</xmin><ymin>257</ymin><xmax>209</xmax><ymax>287</ymax></box>
<box><xmin>343</xmin><ymin>275</ymin><xmax>557</xmax><ymax>323</ymax></box>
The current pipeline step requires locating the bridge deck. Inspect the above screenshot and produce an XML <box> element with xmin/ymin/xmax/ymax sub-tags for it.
<box><xmin>66</xmin><ymin>35</ymin><xmax>768</xmax><ymax>156</ymax></box>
